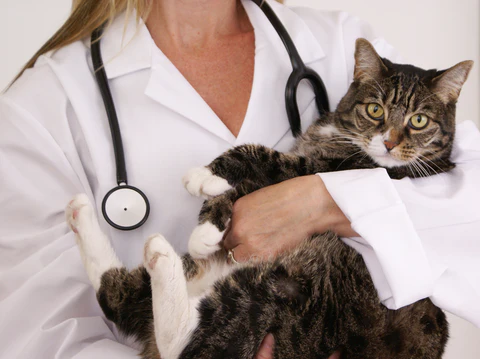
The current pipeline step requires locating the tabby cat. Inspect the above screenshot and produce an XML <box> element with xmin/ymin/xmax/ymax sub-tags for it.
<box><xmin>66</xmin><ymin>39</ymin><xmax>473</xmax><ymax>359</ymax></box>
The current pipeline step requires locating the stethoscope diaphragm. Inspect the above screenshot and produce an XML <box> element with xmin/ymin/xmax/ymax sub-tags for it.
<box><xmin>102</xmin><ymin>185</ymin><xmax>150</xmax><ymax>231</ymax></box>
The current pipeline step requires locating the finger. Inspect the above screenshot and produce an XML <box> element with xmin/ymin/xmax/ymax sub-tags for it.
<box><xmin>223</xmin><ymin>225</ymin><xmax>241</xmax><ymax>251</ymax></box>
<box><xmin>328</xmin><ymin>351</ymin><xmax>341</xmax><ymax>359</ymax></box>
<box><xmin>255</xmin><ymin>334</ymin><xmax>274</xmax><ymax>359</ymax></box>
<box><xmin>227</xmin><ymin>244</ymin><xmax>248</xmax><ymax>263</ymax></box>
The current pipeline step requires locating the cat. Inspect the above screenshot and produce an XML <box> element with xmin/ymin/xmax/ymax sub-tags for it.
<box><xmin>66</xmin><ymin>38</ymin><xmax>473</xmax><ymax>359</ymax></box>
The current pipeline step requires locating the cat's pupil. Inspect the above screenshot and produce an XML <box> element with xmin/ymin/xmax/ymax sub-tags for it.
<box><xmin>373</xmin><ymin>105</ymin><xmax>379</xmax><ymax>113</ymax></box>
<box><xmin>415</xmin><ymin>115</ymin><xmax>421</xmax><ymax>123</ymax></box>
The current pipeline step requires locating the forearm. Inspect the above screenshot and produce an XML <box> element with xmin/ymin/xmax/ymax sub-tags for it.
<box><xmin>223</xmin><ymin>175</ymin><xmax>358</xmax><ymax>262</ymax></box>
<box><xmin>308</xmin><ymin>175</ymin><xmax>358</xmax><ymax>237</ymax></box>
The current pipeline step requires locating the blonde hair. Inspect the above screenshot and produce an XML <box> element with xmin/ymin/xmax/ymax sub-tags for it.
<box><xmin>12</xmin><ymin>0</ymin><xmax>283</xmax><ymax>85</ymax></box>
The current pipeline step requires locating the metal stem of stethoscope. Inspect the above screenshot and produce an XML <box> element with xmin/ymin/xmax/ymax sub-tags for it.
<box><xmin>252</xmin><ymin>0</ymin><xmax>330</xmax><ymax>137</ymax></box>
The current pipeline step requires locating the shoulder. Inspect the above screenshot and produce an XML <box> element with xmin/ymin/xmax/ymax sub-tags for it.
<box><xmin>2</xmin><ymin>39</ymin><xmax>92</xmax><ymax>128</ymax></box>
<box><xmin>5</xmin><ymin>39</ymin><xmax>90</xmax><ymax>103</ymax></box>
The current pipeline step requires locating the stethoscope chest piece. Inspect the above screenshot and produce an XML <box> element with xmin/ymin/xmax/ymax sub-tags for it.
<box><xmin>102</xmin><ymin>185</ymin><xmax>150</xmax><ymax>231</ymax></box>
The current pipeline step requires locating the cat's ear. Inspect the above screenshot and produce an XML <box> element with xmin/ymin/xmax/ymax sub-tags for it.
<box><xmin>353</xmin><ymin>38</ymin><xmax>389</xmax><ymax>83</ymax></box>
<box><xmin>430</xmin><ymin>60</ymin><xmax>474</xmax><ymax>104</ymax></box>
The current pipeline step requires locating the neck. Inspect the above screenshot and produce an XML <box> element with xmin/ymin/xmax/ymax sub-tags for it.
<box><xmin>146</xmin><ymin>0</ymin><xmax>252</xmax><ymax>51</ymax></box>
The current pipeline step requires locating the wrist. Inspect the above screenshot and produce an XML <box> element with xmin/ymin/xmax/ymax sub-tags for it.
<box><xmin>308</xmin><ymin>175</ymin><xmax>358</xmax><ymax>237</ymax></box>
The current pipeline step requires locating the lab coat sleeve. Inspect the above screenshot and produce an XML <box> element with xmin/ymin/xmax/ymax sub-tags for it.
<box><xmin>0</xmin><ymin>96</ymin><xmax>139</xmax><ymax>358</ymax></box>
<box><xmin>316</xmin><ymin>15</ymin><xmax>480</xmax><ymax>327</ymax></box>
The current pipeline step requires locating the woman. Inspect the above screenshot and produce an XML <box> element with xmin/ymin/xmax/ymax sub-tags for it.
<box><xmin>1</xmin><ymin>0</ymin><xmax>479</xmax><ymax>358</ymax></box>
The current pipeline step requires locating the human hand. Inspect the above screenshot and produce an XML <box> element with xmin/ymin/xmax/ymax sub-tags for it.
<box><xmin>223</xmin><ymin>175</ymin><xmax>358</xmax><ymax>263</ymax></box>
<box><xmin>254</xmin><ymin>334</ymin><xmax>342</xmax><ymax>359</ymax></box>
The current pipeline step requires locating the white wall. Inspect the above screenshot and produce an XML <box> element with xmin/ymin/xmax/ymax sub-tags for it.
<box><xmin>1</xmin><ymin>0</ymin><xmax>479</xmax><ymax>358</ymax></box>
<box><xmin>0</xmin><ymin>0</ymin><xmax>71</xmax><ymax>89</ymax></box>
<box><xmin>286</xmin><ymin>1</ymin><xmax>480</xmax><ymax>357</ymax></box>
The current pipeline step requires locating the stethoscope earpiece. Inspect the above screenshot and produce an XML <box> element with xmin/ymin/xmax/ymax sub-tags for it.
<box><xmin>102</xmin><ymin>185</ymin><xmax>150</xmax><ymax>231</ymax></box>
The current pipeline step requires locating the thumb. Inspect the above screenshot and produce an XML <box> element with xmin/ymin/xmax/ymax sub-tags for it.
<box><xmin>255</xmin><ymin>334</ymin><xmax>275</xmax><ymax>359</ymax></box>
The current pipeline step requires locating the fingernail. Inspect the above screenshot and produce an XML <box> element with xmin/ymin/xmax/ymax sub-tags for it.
<box><xmin>264</xmin><ymin>334</ymin><xmax>274</xmax><ymax>349</ymax></box>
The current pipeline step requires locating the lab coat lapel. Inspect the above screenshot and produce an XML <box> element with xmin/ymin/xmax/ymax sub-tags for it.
<box><xmin>235</xmin><ymin>0</ymin><xmax>326</xmax><ymax>148</ymax></box>
<box><xmin>144</xmin><ymin>52</ymin><xmax>237</xmax><ymax>144</ymax></box>
<box><xmin>100</xmin><ymin>11</ymin><xmax>237</xmax><ymax>144</ymax></box>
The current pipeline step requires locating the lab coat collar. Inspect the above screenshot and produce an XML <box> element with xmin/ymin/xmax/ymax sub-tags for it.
<box><xmin>95</xmin><ymin>11</ymin><xmax>153</xmax><ymax>80</ymax></box>
<box><xmin>98</xmin><ymin>1</ymin><xmax>325</xmax><ymax>80</ymax></box>
<box><xmin>98</xmin><ymin>1</ymin><xmax>326</xmax><ymax>145</ymax></box>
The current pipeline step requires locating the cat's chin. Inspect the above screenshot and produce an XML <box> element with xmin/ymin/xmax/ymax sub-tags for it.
<box><xmin>370</xmin><ymin>154</ymin><xmax>406</xmax><ymax>168</ymax></box>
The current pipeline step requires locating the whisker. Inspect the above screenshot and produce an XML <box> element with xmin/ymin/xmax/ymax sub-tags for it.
<box><xmin>411</xmin><ymin>161</ymin><xmax>426</xmax><ymax>179</ymax></box>
<box><xmin>416</xmin><ymin>156</ymin><xmax>440</xmax><ymax>176</ymax></box>
<box><xmin>415</xmin><ymin>159</ymin><xmax>433</xmax><ymax>179</ymax></box>
<box><xmin>419</xmin><ymin>150</ymin><xmax>451</xmax><ymax>169</ymax></box>
<box><xmin>406</xmin><ymin>162</ymin><xmax>419</xmax><ymax>179</ymax></box>
<box><xmin>418</xmin><ymin>155</ymin><xmax>444</xmax><ymax>174</ymax></box>
<box><xmin>334</xmin><ymin>150</ymin><xmax>365</xmax><ymax>170</ymax></box>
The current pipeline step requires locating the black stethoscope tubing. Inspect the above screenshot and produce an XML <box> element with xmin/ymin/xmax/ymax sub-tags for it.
<box><xmin>91</xmin><ymin>25</ymin><xmax>128</xmax><ymax>186</ymax></box>
<box><xmin>252</xmin><ymin>0</ymin><xmax>330</xmax><ymax>136</ymax></box>
<box><xmin>92</xmin><ymin>25</ymin><xmax>150</xmax><ymax>231</ymax></box>
<box><xmin>91</xmin><ymin>0</ymin><xmax>329</xmax><ymax>230</ymax></box>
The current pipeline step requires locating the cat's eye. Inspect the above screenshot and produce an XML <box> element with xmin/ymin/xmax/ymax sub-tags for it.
<box><xmin>408</xmin><ymin>114</ymin><xmax>429</xmax><ymax>129</ymax></box>
<box><xmin>366</xmin><ymin>104</ymin><xmax>384</xmax><ymax>120</ymax></box>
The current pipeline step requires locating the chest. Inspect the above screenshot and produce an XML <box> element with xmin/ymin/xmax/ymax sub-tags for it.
<box><xmin>162</xmin><ymin>33</ymin><xmax>255</xmax><ymax>137</ymax></box>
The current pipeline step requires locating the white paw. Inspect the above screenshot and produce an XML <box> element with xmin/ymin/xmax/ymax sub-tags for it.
<box><xmin>66</xmin><ymin>193</ymin><xmax>122</xmax><ymax>291</ymax></box>
<box><xmin>188</xmin><ymin>222</ymin><xmax>224</xmax><ymax>259</ymax></box>
<box><xmin>65</xmin><ymin>193</ymin><xmax>94</xmax><ymax>235</ymax></box>
<box><xmin>144</xmin><ymin>234</ymin><xmax>176</xmax><ymax>275</ymax></box>
<box><xmin>182</xmin><ymin>167</ymin><xmax>232</xmax><ymax>199</ymax></box>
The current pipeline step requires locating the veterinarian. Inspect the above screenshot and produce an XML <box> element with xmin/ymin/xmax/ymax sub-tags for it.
<box><xmin>1</xmin><ymin>0</ymin><xmax>479</xmax><ymax>358</ymax></box>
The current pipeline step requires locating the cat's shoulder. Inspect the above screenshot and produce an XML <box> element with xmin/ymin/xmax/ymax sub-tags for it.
<box><xmin>302</xmin><ymin>113</ymin><xmax>339</xmax><ymax>139</ymax></box>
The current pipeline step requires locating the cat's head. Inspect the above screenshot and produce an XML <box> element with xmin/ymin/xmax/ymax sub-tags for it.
<box><xmin>336</xmin><ymin>38</ymin><xmax>473</xmax><ymax>169</ymax></box>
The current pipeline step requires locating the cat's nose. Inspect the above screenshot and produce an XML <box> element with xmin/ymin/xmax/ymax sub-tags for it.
<box><xmin>383</xmin><ymin>140</ymin><xmax>399</xmax><ymax>151</ymax></box>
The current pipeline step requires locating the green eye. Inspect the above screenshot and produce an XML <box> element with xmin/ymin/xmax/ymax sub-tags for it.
<box><xmin>366</xmin><ymin>104</ymin><xmax>384</xmax><ymax>120</ymax></box>
<box><xmin>409</xmin><ymin>114</ymin><xmax>429</xmax><ymax>129</ymax></box>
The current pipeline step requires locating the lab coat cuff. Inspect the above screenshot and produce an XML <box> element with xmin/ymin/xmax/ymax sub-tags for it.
<box><xmin>317</xmin><ymin>169</ymin><xmax>434</xmax><ymax>309</ymax></box>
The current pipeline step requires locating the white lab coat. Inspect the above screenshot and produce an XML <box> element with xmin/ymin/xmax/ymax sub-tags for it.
<box><xmin>0</xmin><ymin>0</ymin><xmax>479</xmax><ymax>357</ymax></box>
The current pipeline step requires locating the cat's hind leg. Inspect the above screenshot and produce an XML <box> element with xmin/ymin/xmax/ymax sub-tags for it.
<box><xmin>65</xmin><ymin>193</ymin><xmax>123</xmax><ymax>291</ymax></box>
<box><xmin>144</xmin><ymin>234</ymin><xmax>200</xmax><ymax>359</ymax></box>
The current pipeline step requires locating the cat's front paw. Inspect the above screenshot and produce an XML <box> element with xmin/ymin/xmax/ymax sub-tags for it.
<box><xmin>65</xmin><ymin>194</ymin><xmax>94</xmax><ymax>236</ymax></box>
<box><xmin>188</xmin><ymin>222</ymin><xmax>225</xmax><ymax>259</ymax></box>
<box><xmin>182</xmin><ymin>167</ymin><xmax>232</xmax><ymax>199</ymax></box>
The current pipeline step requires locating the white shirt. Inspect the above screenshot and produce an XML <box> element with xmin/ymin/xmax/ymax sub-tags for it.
<box><xmin>1</xmin><ymin>1</ymin><xmax>479</xmax><ymax>357</ymax></box>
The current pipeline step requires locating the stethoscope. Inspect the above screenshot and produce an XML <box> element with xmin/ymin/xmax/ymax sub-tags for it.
<box><xmin>91</xmin><ymin>0</ymin><xmax>330</xmax><ymax>231</ymax></box>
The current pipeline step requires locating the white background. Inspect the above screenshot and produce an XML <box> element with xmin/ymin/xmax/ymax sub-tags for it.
<box><xmin>1</xmin><ymin>0</ymin><xmax>479</xmax><ymax>358</ymax></box>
